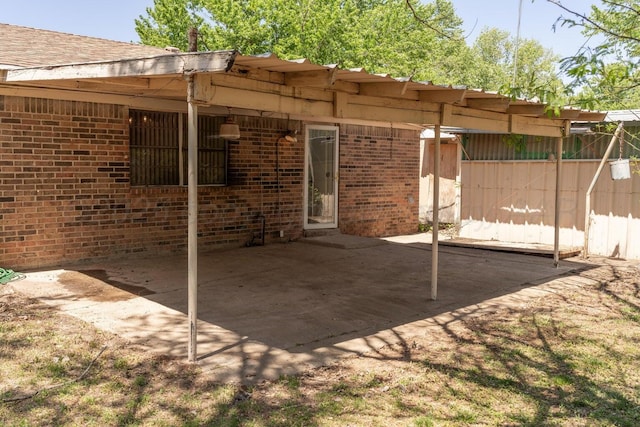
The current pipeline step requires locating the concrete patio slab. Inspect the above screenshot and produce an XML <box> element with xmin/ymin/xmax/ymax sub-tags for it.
<box><xmin>10</xmin><ymin>234</ymin><xmax>603</xmax><ymax>383</ymax></box>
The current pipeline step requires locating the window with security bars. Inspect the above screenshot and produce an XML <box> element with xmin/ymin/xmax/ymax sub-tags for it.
<box><xmin>129</xmin><ymin>110</ymin><xmax>227</xmax><ymax>186</ymax></box>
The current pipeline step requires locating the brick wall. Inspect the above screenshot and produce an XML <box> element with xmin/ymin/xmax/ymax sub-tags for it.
<box><xmin>0</xmin><ymin>97</ymin><xmax>305</xmax><ymax>269</ymax></box>
<box><xmin>1</xmin><ymin>95</ymin><xmax>419</xmax><ymax>270</ymax></box>
<box><xmin>339</xmin><ymin>125</ymin><xmax>420</xmax><ymax>237</ymax></box>
<box><xmin>1</xmin><ymin>97</ymin><xmax>131</xmax><ymax>269</ymax></box>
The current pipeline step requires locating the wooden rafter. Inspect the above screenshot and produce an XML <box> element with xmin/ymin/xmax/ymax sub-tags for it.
<box><xmin>419</xmin><ymin>89</ymin><xmax>466</xmax><ymax>104</ymax></box>
<box><xmin>507</xmin><ymin>104</ymin><xmax>547</xmax><ymax>116</ymax></box>
<box><xmin>284</xmin><ymin>67</ymin><xmax>339</xmax><ymax>88</ymax></box>
<box><xmin>465</xmin><ymin>97</ymin><xmax>511</xmax><ymax>113</ymax></box>
<box><xmin>359</xmin><ymin>82</ymin><xmax>420</xmax><ymax>99</ymax></box>
<box><xmin>0</xmin><ymin>51</ymin><xmax>606</xmax><ymax>137</ymax></box>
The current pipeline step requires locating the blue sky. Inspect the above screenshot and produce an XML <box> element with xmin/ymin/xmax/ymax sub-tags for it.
<box><xmin>2</xmin><ymin>1</ymin><xmax>152</xmax><ymax>43</ymax></box>
<box><xmin>2</xmin><ymin>0</ymin><xmax>599</xmax><ymax>59</ymax></box>
<box><xmin>451</xmin><ymin>0</ymin><xmax>602</xmax><ymax>58</ymax></box>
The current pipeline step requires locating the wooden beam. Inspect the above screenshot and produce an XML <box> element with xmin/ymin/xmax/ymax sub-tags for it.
<box><xmin>443</xmin><ymin>105</ymin><xmax>509</xmax><ymax>133</ymax></box>
<box><xmin>193</xmin><ymin>82</ymin><xmax>334</xmax><ymax>116</ymax></box>
<box><xmin>197</xmin><ymin>83</ymin><xmax>441</xmax><ymax>124</ymax></box>
<box><xmin>289</xmin><ymin>114</ymin><xmax>421</xmax><ymax>130</ymax></box>
<box><xmin>349</xmin><ymin>93</ymin><xmax>440</xmax><ymax>112</ymax></box>
<box><xmin>419</xmin><ymin>89</ymin><xmax>466</xmax><ymax>103</ymax></box>
<box><xmin>230</xmin><ymin>65</ymin><xmax>360</xmax><ymax>94</ymax></box>
<box><xmin>443</xmin><ymin>105</ymin><xmax>565</xmax><ymax>136</ymax></box>
<box><xmin>87</xmin><ymin>77</ymin><xmax>152</xmax><ymax>88</ymax></box>
<box><xmin>465</xmin><ymin>97</ymin><xmax>511</xmax><ymax>112</ymax></box>
<box><xmin>510</xmin><ymin>114</ymin><xmax>565</xmax><ymax>138</ymax></box>
<box><xmin>558</xmin><ymin>109</ymin><xmax>581</xmax><ymax>119</ymax></box>
<box><xmin>0</xmin><ymin>68</ymin><xmax>576</xmax><ymax>138</ymax></box>
<box><xmin>1</xmin><ymin>78</ymin><xmax>433</xmax><ymax>127</ymax></box>
<box><xmin>440</xmin><ymin>103</ymin><xmax>453</xmax><ymax>125</ymax></box>
<box><xmin>0</xmin><ymin>84</ymin><xmax>190</xmax><ymax>111</ymax></box>
<box><xmin>4</xmin><ymin>51</ymin><xmax>236</xmax><ymax>82</ymax></box>
<box><xmin>174</xmin><ymin>71</ymin><xmax>343</xmax><ymax>103</ymax></box>
<box><xmin>229</xmin><ymin>65</ymin><xmax>285</xmax><ymax>85</ymax></box>
<box><xmin>0</xmin><ymin>82</ymin><xmax>423</xmax><ymax>134</ymax></box>
<box><xmin>284</xmin><ymin>68</ymin><xmax>337</xmax><ymax>88</ymax></box>
<box><xmin>346</xmin><ymin>103</ymin><xmax>440</xmax><ymax>124</ymax></box>
<box><xmin>400</xmin><ymin>80</ymin><xmax>411</xmax><ymax>95</ymax></box>
<box><xmin>563</xmin><ymin>119</ymin><xmax>572</xmax><ymax>137</ymax></box>
<box><xmin>3</xmin><ymin>79</ymin><xmax>187</xmax><ymax>100</ymax></box>
<box><xmin>507</xmin><ymin>104</ymin><xmax>546</xmax><ymax>116</ymax></box>
<box><xmin>576</xmin><ymin>111</ymin><xmax>607</xmax><ymax>122</ymax></box>
<box><xmin>210</xmin><ymin>73</ymin><xmax>335</xmax><ymax>102</ymax></box>
<box><xmin>359</xmin><ymin>82</ymin><xmax>420</xmax><ymax>100</ymax></box>
<box><xmin>334</xmin><ymin>92</ymin><xmax>347</xmax><ymax>118</ymax></box>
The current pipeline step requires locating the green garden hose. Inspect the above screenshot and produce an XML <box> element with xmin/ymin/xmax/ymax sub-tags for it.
<box><xmin>0</xmin><ymin>268</ymin><xmax>24</xmax><ymax>284</ymax></box>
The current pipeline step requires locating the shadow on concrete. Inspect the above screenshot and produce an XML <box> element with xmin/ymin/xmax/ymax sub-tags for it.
<box><xmin>15</xmin><ymin>236</ymin><xmax>599</xmax><ymax>383</ymax></box>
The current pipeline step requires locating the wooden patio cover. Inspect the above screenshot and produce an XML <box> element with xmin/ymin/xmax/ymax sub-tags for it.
<box><xmin>1</xmin><ymin>50</ymin><xmax>606</xmax><ymax>361</ymax></box>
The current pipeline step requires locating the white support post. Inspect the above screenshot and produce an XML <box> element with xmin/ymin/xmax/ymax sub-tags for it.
<box><xmin>583</xmin><ymin>123</ymin><xmax>624</xmax><ymax>258</ymax></box>
<box><xmin>553</xmin><ymin>136</ymin><xmax>563</xmax><ymax>267</ymax></box>
<box><xmin>431</xmin><ymin>125</ymin><xmax>441</xmax><ymax>300</ymax></box>
<box><xmin>187</xmin><ymin>75</ymin><xmax>199</xmax><ymax>362</ymax></box>
<box><xmin>178</xmin><ymin>113</ymin><xmax>184</xmax><ymax>185</ymax></box>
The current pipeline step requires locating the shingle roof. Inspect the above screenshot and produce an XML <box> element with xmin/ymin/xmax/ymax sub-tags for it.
<box><xmin>0</xmin><ymin>23</ymin><xmax>172</xmax><ymax>68</ymax></box>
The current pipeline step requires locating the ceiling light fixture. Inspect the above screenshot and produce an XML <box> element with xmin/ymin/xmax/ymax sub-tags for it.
<box><xmin>219</xmin><ymin>116</ymin><xmax>240</xmax><ymax>140</ymax></box>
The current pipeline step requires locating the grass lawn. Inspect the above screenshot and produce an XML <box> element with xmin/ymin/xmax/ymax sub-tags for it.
<box><xmin>1</xmin><ymin>261</ymin><xmax>639</xmax><ymax>426</ymax></box>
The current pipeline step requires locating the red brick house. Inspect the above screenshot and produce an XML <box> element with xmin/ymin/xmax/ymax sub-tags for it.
<box><xmin>0</xmin><ymin>24</ymin><xmax>599</xmax><ymax>270</ymax></box>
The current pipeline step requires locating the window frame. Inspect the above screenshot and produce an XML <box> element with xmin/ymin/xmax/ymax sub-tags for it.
<box><xmin>129</xmin><ymin>110</ymin><xmax>228</xmax><ymax>187</ymax></box>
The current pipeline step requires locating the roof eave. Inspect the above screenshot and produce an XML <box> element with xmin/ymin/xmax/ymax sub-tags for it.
<box><xmin>1</xmin><ymin>50</ymin><xmax>238</xmax><ymax>82</ymax></box>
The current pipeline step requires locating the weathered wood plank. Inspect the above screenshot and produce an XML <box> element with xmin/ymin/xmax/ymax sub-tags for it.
<box><xmin>419</xmin><ymin>89</ymin><xmax>466</xmax><ymax>103</ymax></box>
<box><xmin>4</xmin><ymin>52</ymin><xmax>236</xmax><ymax>81</ymax></box>
<box><xmin>510</xmin><ymin>115</ymin><xmax>566</xmax><ymax>138</ymax></box>
<box><xmin>359</xmin><ymin>82</ymin><xmax>420</xmax><ymax>100</ymax></box>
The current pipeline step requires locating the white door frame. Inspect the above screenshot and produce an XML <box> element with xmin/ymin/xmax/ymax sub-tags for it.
<box><xmin>304</xmin><ymin>124</ymin><xmax>339</xmax><ymax>229</ymax></box>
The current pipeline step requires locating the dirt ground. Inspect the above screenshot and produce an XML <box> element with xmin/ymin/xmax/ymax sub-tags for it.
<box><xmin>1</xmin><ymin>253</ymin><xmax>639</xmax><ymax>426</ymax></box>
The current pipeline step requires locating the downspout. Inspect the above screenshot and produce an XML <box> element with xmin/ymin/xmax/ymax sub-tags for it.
<box><xmin>583</xmin><ymin>122</ymin><xmax>624</xmax><ymax>259</ymax></box>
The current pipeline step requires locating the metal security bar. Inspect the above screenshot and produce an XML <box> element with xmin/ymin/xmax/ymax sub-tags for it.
<box><xmin>130</xmin><ymin>110</ymin><xmax>227</xmax><ymax>186</ymax></box>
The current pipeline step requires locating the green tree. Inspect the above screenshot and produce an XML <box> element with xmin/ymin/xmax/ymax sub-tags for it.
<box><xmin>572</xmin><ymin>63</ymin><xmax>640</xmax><ymax>110</ymax></box>
<box><xmin>464</xmin><ymin>28</ymin><xmax>565</xmax><ymax>106</ymax></box>
<box><xmin>547</xmin><ymin>0</ymin><xmax>640</xmax><ymax>109</ymax></box>
<box><xmin>135</xmin><ymin>0</ymin><xmax>207</xmax><ymax>50</ymax></box>
<box><xmin>511</xmin><ymin>36</ymin><xmax>565</xmax><ymax>105</ymax></box>
<box><xmin>467</xmin><ymin>28</ymin><xmax>512</xmax><ymax>90</ymax></box>
<box><xmin>135</xmin><ymin>0</ymin><xmax>565</xmax><ymax>98</ymax></box>
<box><xmin>135</xmin><ymin>0</ymin><xmax>470</xmax><ymax>82</ymax></box>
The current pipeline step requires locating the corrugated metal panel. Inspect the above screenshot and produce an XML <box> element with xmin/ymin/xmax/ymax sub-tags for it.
<box><xmin>460</xmin><ymin>160</ymin><xmax>640</xmax><ymax>259</ymax></box>
<box><xmin>604</xmin><ymin>109</ymin><xmax>640</xmax><ymax>123</ymax></box>
<box><xmin>460</xmin><ymin>127</ymin><xmax>640</xmax><ymax>161</ymax></box>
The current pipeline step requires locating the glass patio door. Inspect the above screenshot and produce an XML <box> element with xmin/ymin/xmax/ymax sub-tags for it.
<box><xmin>305</xmin><ymin>125</ymin><xmax>339</xmax><ymax>229</ymax></box>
